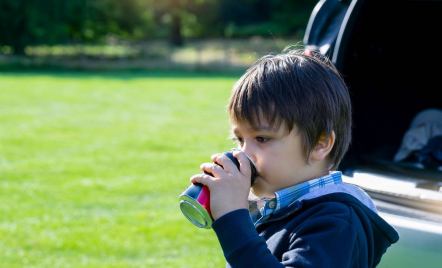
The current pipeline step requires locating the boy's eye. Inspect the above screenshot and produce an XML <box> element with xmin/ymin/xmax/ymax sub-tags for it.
<box><xmin>232</xmin><ymin>136</ymin><xmax>244</xmax><ymax>145</ymax></box>
<box><xmin>256</xmin><ymin>136</ymin><xmax>269</xmax><ymax>143</ymax></box>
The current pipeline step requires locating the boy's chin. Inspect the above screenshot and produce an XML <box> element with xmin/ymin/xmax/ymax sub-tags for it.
<box><xmin>251</xmin><ymin>180</ymin><xmax>276</xmax><ymax>198</ymax></box>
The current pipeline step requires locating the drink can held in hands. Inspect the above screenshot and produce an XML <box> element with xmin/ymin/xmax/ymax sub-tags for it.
<box><xmin>179</xmin><ymin>149</ymin><xmax>258</xmax><ymax>229</ymax></box>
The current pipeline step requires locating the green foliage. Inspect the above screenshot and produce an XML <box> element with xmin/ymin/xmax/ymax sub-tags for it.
<box><xmin>146</xmin><ymin>0</ymin><xmax>223</xmax><ymax>45</ymax></box>
<box><xmin>0</xmin><ymin>0</ymin><xmax>317</xmax><ymax>54</ymax></box>
<box><xmin>221</xmin><ymin>0</ymin><xmax>317</xmax><ymax>38</ymax></box>
<box><xmin>225</xmin><ymin>22</ymin><xmax>291</xmax><ymax>37</ymax></box>
<box><xmin>0</xmin><ymin>70</ymin><xmax>242</xmax><ymax>267</ymax></box>
<box><xmin>0</xmin><ymin>0</ymin><xmax>70</xmax><ymax>54</ymax></box>
<box><xmin>0</xmin><ymin>0</ymin><xmax>154</xmax><ymax>53</ymax></box>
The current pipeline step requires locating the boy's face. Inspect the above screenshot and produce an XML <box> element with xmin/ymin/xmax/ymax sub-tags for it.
<box><xmin>231</xmin><ymin>118</ymin><xmax>326</xmax><ymax>198</ymax></box>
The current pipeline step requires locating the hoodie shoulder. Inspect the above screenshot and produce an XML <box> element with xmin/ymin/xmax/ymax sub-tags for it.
<box><xmin>297</xmin><ymin>192</ymin><xmax>400</xmax><ymax>267</ymax></box>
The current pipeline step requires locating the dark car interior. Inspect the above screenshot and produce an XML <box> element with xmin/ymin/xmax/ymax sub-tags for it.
<box><xmin>304</xmin><ymin>2</ymin><xmax>442</xmax><ymax>265</ymax></box>
<box><xmin>336</xmin><ymin>0</ymin><xmax>442</xmax><ymax>186</ymax></box>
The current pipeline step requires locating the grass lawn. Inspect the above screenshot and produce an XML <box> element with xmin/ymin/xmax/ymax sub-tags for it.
<box><xmin>0</xmin><ymin>70</ymin><xmax>243</xmax><ymax>268</ymax></box>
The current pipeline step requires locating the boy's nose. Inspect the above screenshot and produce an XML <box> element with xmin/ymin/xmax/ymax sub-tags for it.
<box><xmin>241</xmin><ymin>143</ymin><xmax>257</xmax><ymax>164</ymax></box>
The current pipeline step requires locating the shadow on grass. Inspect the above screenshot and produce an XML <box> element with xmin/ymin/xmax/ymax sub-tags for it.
<box><xmin>0</xmin><ymin>66</ymin><xmax>246</xmax><ymax>80</ymax></box>
<box><xmin>0</xmin><ymin>64</ymin><xmax>246</xmax><ymax>80</ymax></box>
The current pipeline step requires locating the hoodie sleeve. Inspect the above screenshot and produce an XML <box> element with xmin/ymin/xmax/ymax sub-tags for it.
<box><xmin>212</xmin><ymin>207</ymin><xmax>363</xmax><ymax>268</ymax></box>
<box><xmin>212</xmin><ymin>209</ymin><xmax>286</xmax><ymax>268</ymax></box>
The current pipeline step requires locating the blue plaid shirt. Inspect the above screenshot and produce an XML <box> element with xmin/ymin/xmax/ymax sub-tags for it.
<box><xmin>248</xmin><ymin>171</ymin><xmax>343</xmax><ymax>225</ymax></box>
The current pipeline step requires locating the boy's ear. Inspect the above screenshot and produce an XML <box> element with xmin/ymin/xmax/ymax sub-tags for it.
<box><xmin>310</xmin><ymin>131</ymin><xmax>335</xmax><ymax>162</ymax></box>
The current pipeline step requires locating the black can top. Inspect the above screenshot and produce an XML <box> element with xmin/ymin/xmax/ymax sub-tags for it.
<box><xmin>224</xmin><ymin>149</ymin><xmax>258</xmax><ymax>186</ymax></box>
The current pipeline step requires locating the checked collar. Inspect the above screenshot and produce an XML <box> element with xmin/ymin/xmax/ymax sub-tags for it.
<box><xmin>248</xmin><ymin>171</ymin><xmax>343</xmax><ymax>225</ymax></box>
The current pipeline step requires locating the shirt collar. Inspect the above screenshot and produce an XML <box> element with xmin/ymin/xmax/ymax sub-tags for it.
<box><xmin>249</xmin><ymin>171</ymin><xmax>343</xmax><ymax>223</ymax></box>
<box><xmin>273</xmin><ymin>171</ymin><xmax>343</xmax><ymax>214</ymax></box>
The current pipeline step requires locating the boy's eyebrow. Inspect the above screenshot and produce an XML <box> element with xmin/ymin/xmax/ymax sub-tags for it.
<box><xmin>231</xmin><ymin>124</ymin><xmax>276</xmax><ymax>134</ymax></box>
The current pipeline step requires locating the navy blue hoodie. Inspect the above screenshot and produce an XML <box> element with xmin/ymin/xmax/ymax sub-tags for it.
<box><xmin>212</xmin><ymin>183</ymin><xmax>399</xmax><ymax>268</ymax></box>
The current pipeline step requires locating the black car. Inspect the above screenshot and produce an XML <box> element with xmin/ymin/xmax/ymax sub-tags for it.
<box><xmin>303</xmin><ymin>0</ymin><xmax>442</xmax><ymax>267</ymax></box>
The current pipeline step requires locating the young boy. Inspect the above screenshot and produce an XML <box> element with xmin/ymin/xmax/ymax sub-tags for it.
<box><xmin>190</xmin><ymin>49</ymin><xmax>399</xmax><ymax>268</ymax></box>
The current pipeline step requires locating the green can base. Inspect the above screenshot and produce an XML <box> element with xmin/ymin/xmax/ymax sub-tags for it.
<box><xmin>179</xmin><ymin>195</ymin><xmax>213</xmax><ymax>229</ymax></box>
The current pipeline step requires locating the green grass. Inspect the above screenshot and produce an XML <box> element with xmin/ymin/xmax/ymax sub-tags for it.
<box><xmin>0</xmin><ymin>70</ymin><xmax>242</xmax><ymax>268</ymax></box>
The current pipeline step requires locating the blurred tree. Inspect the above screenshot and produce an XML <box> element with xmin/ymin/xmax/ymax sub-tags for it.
<box><xmin>269</xmin><ymin>0</ymin><xmax>318</xmax><ymax>36</ymax></box>
<box><xmin>0</xmin><ymin>0</ymin><xmax>71</xmax><ymax>54</ymax></box>
<box><xmin>148</xmin><ymin>0</ymin><xmax>222</xmax><ymax>46</ymax></box>
<box><xmin>219</xmin><ymin>0</ymin><xmax>317</xmax><ymax>38</ymax></box>
<box><xmin>0</xmin><ymin>0</ymin><xmax>317</xmax><ymax>54</ymax></box>
<box><xmin>79</xmin><ymin>0</ymin><xmax>153</xmax><ymax>41</ymax></box>
<box><xmin>0</xmin><ymin>0</ymin><xmax>153</xmax><ymax>55</ymax></box>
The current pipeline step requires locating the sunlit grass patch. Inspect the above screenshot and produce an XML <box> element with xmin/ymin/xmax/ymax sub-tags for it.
<box><xmin>0</xmin><ymin>70</ymin><xmax>239</xmax><ymax>268</ymax></box>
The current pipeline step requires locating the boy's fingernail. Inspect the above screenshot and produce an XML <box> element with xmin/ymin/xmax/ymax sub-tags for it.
<box><xmin>232</xmin><ymin>151</ymin><xmax>241</xmax><ymax>156</ymax></box>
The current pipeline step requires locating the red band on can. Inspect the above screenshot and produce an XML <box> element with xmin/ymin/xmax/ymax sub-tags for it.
<box><xmin>196</xmin><ymin>185</ymin><xmax>213</xmax><ymax>219</ymax></box>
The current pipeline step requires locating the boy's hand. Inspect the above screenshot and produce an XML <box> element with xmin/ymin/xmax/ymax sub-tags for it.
<box><xmin>190</xmin><ymin>151</ymin><xmax>252</xmax><ymax>220</ymax></box>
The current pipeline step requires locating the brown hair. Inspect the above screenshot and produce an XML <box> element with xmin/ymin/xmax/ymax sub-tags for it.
<box><xmin>228</xmin><ymin>48</ymin><xmax>352</xmax><ymax>170</ymax></box>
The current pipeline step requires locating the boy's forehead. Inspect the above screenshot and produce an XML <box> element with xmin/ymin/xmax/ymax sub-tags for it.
<box><xmin>230</xmin><ymin>119</ymin><xmax>285</xmax><ymax>133</ymax></box>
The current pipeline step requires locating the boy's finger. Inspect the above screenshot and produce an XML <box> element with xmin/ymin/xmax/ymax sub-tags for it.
<box><xmin>210</xmin><ymin>153</ymin><xmax>222</xmax><ymax>162</ymax></box>
<box><xmin>232</xmin><ymin>151</ymin><xmax>251</xmax><ymax>180</ymax></box>
<box><xmin>200</xmin><ymin>162</ymin><xmax>226</xmax><ymax>178</ymax></box>
<box><xmin>190</xmin><ymin>173</ymin><xmax>214</xmax><ymax>187</ymax></box>
<box><xmin>211</xmin><ymin>153</ymin><xmax>238</xmax><ymax>174</ymax></box>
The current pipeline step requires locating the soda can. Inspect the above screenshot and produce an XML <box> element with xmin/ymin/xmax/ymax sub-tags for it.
<box><xmin>179</xmin><ymin>149</ymin><xmax>258</xmax><ymax>229</ymax></box>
